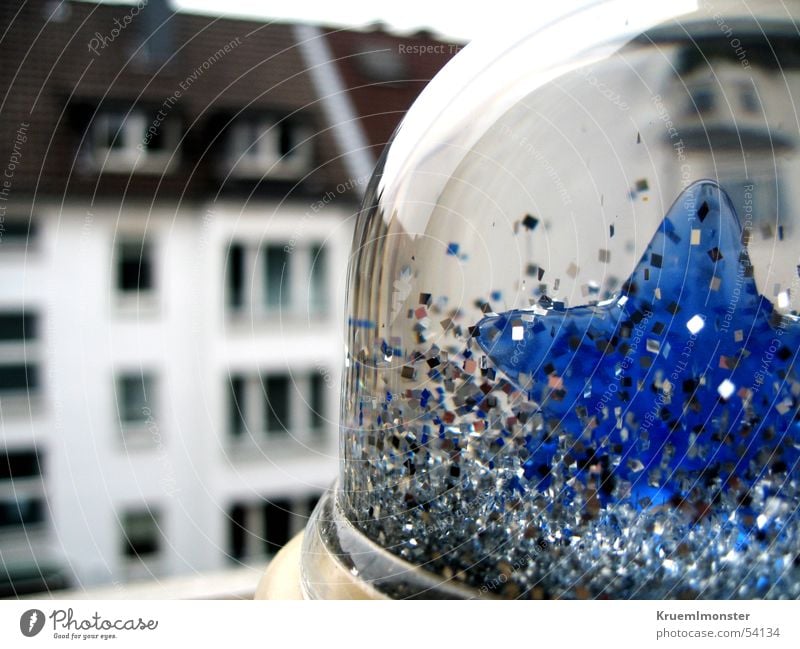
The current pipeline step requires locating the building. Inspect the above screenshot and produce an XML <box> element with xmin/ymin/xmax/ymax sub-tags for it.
<box><xmin>0</xmin><ymin>0</ymin><xmax>458</xmax><ymax>596</ymax></box>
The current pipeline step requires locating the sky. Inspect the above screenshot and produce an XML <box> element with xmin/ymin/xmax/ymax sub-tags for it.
<box><xmin>82</xmin><ymin>0</ymin><xmax>593</xmax><ymax>43</ymax></box>
<box><xmin>170</xmin><ymin>0</ymin><xmax>499</xmax><ymax>41</ymax></box>
<box><xmin>163</xmin><ymin>0</ymin><xmax>583</xmax><ymax>42</ymax></box>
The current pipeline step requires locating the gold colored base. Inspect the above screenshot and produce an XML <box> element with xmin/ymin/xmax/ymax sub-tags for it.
<box><xmin>254</xmin><ymin>529</ymin><xmax>385</xmax><ymax>600</ymax></box>
<box><xmin>254</xmin><ymin>533</ymin><xmax>305</xmax><ymax>600</ymax></box>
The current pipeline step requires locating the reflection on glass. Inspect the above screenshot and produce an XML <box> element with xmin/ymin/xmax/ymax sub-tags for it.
<box><xmin>304</xmin><ymin>0</ymin><xmax>800</xmax><ymax>599</ymax></box>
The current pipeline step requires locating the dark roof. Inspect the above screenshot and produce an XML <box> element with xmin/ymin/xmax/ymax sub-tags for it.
<box><xmin>0</xmin><ymin>1</ymin><xmax>459</xmax><ymax>210</ymax></box>
<box><xmin>324</xmin><ymin>26</ymin><xmax>461</xmax><ymax>158</ymax></box>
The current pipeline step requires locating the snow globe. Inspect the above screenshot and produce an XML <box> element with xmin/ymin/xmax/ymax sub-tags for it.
<box><xmin>295</xmin><ymin>0</ymin><xmax>800</xmax><ymax>599</ymax></box>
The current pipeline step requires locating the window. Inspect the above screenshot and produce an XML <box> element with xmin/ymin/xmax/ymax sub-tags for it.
<box><xmin>688</xmin><ymin>85</ymin><xmax>715</xmax><ymax>115</ymax></box>
<box><xmin>264</xmin><ymin>245</ymin><xmax>289</xmax><ymax>310</ymax></box>
<box><xmin>226</xmin><ymin>241</ymin><xmax>328</xmax><ymax>318</ymax></box>
<box><xmin>355</xmin><ymin>45</ymin><xmax>409</xmax><ymax>83</ymax></box>
<box><xmin>228</xmin><ymin>504</ymin><xmax>247</xmax><ymax>561</ymax></box>
<box><xmin>264</xmin><ymin>375</ymin><xmax>289</xmax><ymax>434</ymax></box>
<box><xmin>723</xmin><ymin>175</ymin><xmax>784</xmax><ymax>227</ymax></box>
<box><xmin>309</xmin><ymin>373</ymin><xmax>326</xmax><ymax>433</ymax></box>
<box><xmin>0</xmin><ymin>564</ymin><xmax>69</xmax><ymax>599</ymax></box>
<box><xmin>0</xmin><ymin>449</ymin><xmax>45</xmax><ymax>532</ymax></box>
<box><xmin>228</xmin><ymin>372</ymin><xmax>332</xmax><ymax>444</ymax></box>
<box><xmin>739</xmin><ymin>84</ymin><xmax>760</xmax><ymax>114</ymax></box>
<box><xmin>91</xmin><ymin>109</ymin><xmax>179</xmax><ymax>174</ymax></box>
<box><xmin>0</xmin><ymin>498</ymin><xmax>44</xmax><ymax>529</ymax></box>
<box><xmin>0</xmin><ymin>312</ymin><xmax>36</xmax><ymax>342</ymax></box>
<box><xmin>121</xmin><ymin>509</ymin><xmax>161</xmax><ymax>558</ymax></box>
<box><xmin>0</xmin><ymin>216</ymin><xmax>37</xmax><ymax>251</ymax></box>
<box><xmin>226</xmin><ymin>243</ymin><xmax>245</xmax><ymax>310</ymax></box>
<box><xmin>225</xmin><ymin>116</ymin><xmax>313</xmax><ymax>180</ymax></box>
<box><xmin>0</xmin><ymin>449</ymin><xmax>41</xmax><ymax>480</ymax></box>
<box><xmin>97</xmin><ymin>112</ymin><xmax>126</xmax><ymax>150</ymax></box>
<box><xmin>228</xmin><ymin>376</ymin><xmax>247</xmax><ymax>437</ymax></box>
<box><xmin>0</xmin><ymin>366</ymin><xmax>37</xmax><ymax>393</ymax></box>
<box><xmin>116</xmin><ymin>373</ymin><xmax>155</xmax><ymax>427</ymax></box>
<box><xmin>227</xmin><ymin>497</ymin><xmax>309</xmax><ymax>562</ymax></box>
<box><xmin>263</xmin><ymin>500</ymin><xmax>291</xmax><ymax>554</ymax></box>
<box><xmin>0</xmin><ymin>311</ymin><xmax>40</xmax><ymax>397</ymax></box>
<box><xmin>309</xmin><ymin>244</ymin><xmax>327</xmax><ymax>314</ymax></box>
<box><xmin>116</xmin><ymin>237</ymin><xmax>154</xmax><ymax>294</ymax></box>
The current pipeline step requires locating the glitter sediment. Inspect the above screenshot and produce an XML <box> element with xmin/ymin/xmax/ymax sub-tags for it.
<box><xmin>339</xmin><ymin>181</ymin><xmax>800</xmax><ymax>598</ymax></box>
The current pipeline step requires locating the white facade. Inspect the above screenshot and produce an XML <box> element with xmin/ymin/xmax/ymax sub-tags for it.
<box><xmin>0</xmin><ymin>196</ymin><xmax>353</xmax><ymax>589</ymax></box>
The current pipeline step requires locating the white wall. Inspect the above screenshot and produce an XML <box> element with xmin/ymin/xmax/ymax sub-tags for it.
<box><xmin>0</xmin><ymin>196</ymin><xmax>353</xmax><ymax>588</ymax></box>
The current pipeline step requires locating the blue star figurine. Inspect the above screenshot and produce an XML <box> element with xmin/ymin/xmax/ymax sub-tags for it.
<box><xmin>475</xmin><ymin>181</ymin><xmax>799</xmax><ymax>508</ymax></box>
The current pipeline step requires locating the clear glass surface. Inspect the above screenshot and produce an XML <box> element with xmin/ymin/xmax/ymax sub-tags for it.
<box><xmin>324</xmin><ymin>0</ymin><xmax>800</xmax><ymax>598</ymax></box>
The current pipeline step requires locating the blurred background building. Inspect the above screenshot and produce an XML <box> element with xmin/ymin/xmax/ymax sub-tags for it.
<box><xmin>0</xmin><ymin>0</ymin><xmax>457</xmax><ymax>596</ymax></box>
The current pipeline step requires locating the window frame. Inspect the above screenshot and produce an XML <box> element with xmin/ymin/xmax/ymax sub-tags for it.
<box><xmin>113</xmin><ymin>234</ymin><xmax>159</xmax><ymax>314</ymax></box>
<box><xmin>226</xmin><ymin>495</ymin><xmax>319</xmax><ymax>562</ymax></box>
<box><xmin>119</xmin><ymin>507</ymin><xmax>163</xmax><ymax>582</ymax></box>
<box><xmin>685</xmin><ymin>82</ymin><xmax>716</xmax><ymax>117</ymax></box>
<box><xmin>225</xmin><ymin>370</ymin><xmax>333</xmax><ymax>452</ymax></box>
<box><xmin>115</xmin><ymin>237</ymin><xmax>155</xmax><ymax>295</ymax></box>
<box><xmin>225</xmin><ymin>116</ymin><xmax>314</xmax><ymax>180</ymax></box>
<box><xmin>0</xmin><ymin>216</ymin><xmax>38</xmax><ymax>253</ymax></box>
<box><xmin>115</xmin><ymin>371</ymin><xmax>157</xmax><ymax>446</ymax></box>
<box><xmin>0</xmin><ymin>448</ymin><xmax>46</xmax><ymax>535</ymax></box>
<box><xmin>225</xmin><ymin>240</ymin><xmax>329</xmax><ymax>320</ymax></box>
<box><xmin>91</xmin><ymin>109</ymin><xmax>180</xmax><ymax>175</ymax></box>
<box><xmin>0</xmin><ymin>310</ymin><xmax>41</xmax><ymax>402</ymax></box>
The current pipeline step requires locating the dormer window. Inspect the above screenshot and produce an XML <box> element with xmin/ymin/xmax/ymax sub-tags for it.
<box><xmin>687</xmin><ymin>84</ymin><xmax>715</xmax><ymax>116</ymax></box>
<box><xmin>225</xmin><ymin>116</ymin><xmax>313</xmax><ymax>180</ymax></box>
<box><xmin>738</xmin><ymin>82</ymin><xmax>760</xmax><ymax>114</ymax></box>
<box><xmin>91</xmin><ymin>109</ymin><xmax>180</xmax><ymax>174</ymax></box>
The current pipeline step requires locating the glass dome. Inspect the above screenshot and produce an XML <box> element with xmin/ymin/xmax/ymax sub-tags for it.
<box><xmin>303</xmin><ymin>0</ymin><xmax>800</xmax><ymax>599</ymax></box>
